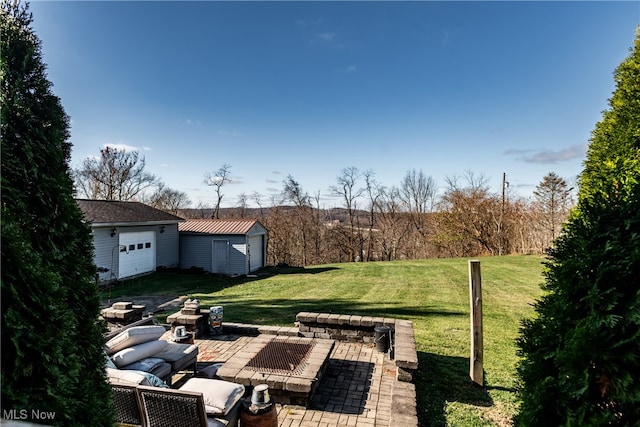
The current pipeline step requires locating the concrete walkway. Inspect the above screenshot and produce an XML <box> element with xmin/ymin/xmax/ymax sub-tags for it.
<box><xmin>191</xmin><ymin>333</ymin><xmax>398</xmax><ymax>427</ymax></box>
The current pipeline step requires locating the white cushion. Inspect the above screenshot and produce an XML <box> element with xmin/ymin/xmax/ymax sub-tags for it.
<box><xmin>105</xmin><ymin>325</ymin><xmax>166</xmax><ymax>355</ymax></box>
<box><xmin>120</xmin><ymin>357</ymin><xmax>166</xmax><ymax>373</ymax></box>
<box><xmin>111</xmin><ymin>340</ymin><xmax>168</xmax><ymax>368</ymax></box>
<box><xmin>105</xmin><ymin>368</ymin><xmax>168</xmax><ymax>388</ymax></box>
<box><xmin>178</xmin><ymin>378</ymin><xmax>244</xmax><ymax>416</ymax></box>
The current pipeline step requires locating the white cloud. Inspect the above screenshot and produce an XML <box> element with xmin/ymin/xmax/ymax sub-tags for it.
<box><xmin>504</xmin><ymin>144</ymin><xmax>587</xmax><ymax>164</ymax></box>
<box><xmin>104</xmin><ymin>143</ymin><xmax>137</xmax><ymax>152</ymax></box>
<box><xmin>142</xmin><ymin>146</ymin><xmax>152</xmax><ymax>151</ymax></box>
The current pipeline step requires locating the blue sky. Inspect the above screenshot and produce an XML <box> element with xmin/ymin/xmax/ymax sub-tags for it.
<box><xmin>30</xmin><ymin>1</ymin><xmax>639</xmax><ymax>208</ymax></box>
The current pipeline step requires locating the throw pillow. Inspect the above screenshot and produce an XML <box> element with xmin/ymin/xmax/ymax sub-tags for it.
<box><xmin>105</xmin><ymin>325</ymin><xmax>167</xmax><ymax>355</ymax></box>
<box><xmin>179</xmin><ymin>378</ymin><xmax>245</xmax><ymax>416</ymax></box>
<box><xmin>111</xmin><ymin>340</ymin><xmax>168</xmax><ymax>368</ymax></box>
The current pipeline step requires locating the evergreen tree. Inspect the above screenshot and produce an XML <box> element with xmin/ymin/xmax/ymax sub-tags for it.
<box><xmin>1</xmin><ymin>1</ymin><xmax>114</xmax><ymax>425</ymax></box>
<box><xmin>516</xmin><ymin>29</ymin><xmax>640</xmax><ymax>425</ymax></box>
<box><xmin>533</xmin><ymin>171</ymin><xmax>573</xmax><ymax>244</ymax></box>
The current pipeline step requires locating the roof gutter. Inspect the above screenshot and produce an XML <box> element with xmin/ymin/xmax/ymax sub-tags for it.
<box><xmin>90</xmin><ymin>219</ymin><xmax>184</xmax><ymax>227</ymax></box>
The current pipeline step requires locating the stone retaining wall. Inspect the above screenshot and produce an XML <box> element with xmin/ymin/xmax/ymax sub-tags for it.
<box><xmin>295</xmin><ymin>312</ymin><xmax>418</xmax><ymax>384</ymax></box>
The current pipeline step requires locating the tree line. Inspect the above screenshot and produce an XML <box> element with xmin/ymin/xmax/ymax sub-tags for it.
<box><xmin>210</xmin><ymin>169</ymin><xmax>573</xmax><ymax>266</ymax></box>
<box><xmin>74</xmin><ymin>146</ymin><xmax>575</xmax><ymax>265</ymax></box>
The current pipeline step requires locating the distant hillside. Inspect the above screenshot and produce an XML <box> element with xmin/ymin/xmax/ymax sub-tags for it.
<box><xmin>177</xmin><ymin>206</ymin><xmax>371</xmax><ymax>224</ymax></box>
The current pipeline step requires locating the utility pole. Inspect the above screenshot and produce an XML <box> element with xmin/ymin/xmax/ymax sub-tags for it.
<box><xmin>499</xmin><ymin>173</ymin><xmax>509</xmax><ymax>256</ymax></box>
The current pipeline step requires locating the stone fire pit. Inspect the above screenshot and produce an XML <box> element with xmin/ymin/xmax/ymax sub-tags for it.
<box><xmin>216</xmin><ymin>335</ymin><xmax>334</xmax><ymax>406</ymax></box>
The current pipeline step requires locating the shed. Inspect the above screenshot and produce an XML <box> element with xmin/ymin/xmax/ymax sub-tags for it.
<box><xmin>179</xmin><ymin>219</ymin><xmax>267</xmax><ymax>276</ymax></box>
<box><xmin>76</xmin><ymin>199</ymin><xmax>184</xmax><ymax>282</ymax></box>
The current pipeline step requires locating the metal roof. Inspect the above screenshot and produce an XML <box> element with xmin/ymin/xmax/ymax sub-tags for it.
<box><xmin>179</xmin><ymin>219</ymin><xmax>264</xmax><ymax>235</ymax></box>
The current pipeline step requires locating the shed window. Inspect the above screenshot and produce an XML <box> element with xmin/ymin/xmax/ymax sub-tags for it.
<box><xmin>137</xmin><ymin>243</ymin><xmax>143</xmax><ymax>250</ymax></box>
<box><xmin>145</xmin><ymin>242</ymin><xmax>151</xmax><ymax>248</ymax></box>
<box><xmin>129</xmin><ymin>244</ymin><xmax>135</xmax><ymax>251</ymax></box>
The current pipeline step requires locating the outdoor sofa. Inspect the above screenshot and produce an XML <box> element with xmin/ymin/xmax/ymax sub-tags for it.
<box><xmin>105</xmin><ymin>324</ymin><xmax>198</xmax><ymax>385</ymax></box>
<box><xmin>105</xmin><ymin>325</ymin><xmax>245</xmax><ymax>426</ymax></box>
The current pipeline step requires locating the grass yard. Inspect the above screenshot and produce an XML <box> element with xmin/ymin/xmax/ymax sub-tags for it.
<box><xmin>102</xmin><ymin>254</ymin><xmax>546</xmax><ymax>426</ymax></box>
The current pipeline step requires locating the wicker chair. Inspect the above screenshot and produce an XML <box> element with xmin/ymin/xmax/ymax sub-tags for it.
<box><xmin>112</xmin><ymin>383</ymin><xmax>144</xmax><ymax>427</ymax></box>
<box><xmin>137</xmin><ymin>385</ymin><xmax>230</xmax><ymax>427</ymax></box>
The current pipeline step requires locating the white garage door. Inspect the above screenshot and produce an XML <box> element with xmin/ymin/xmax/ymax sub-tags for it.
<box><xmin>248</xmin><ymin>234</ymin><xmax>264</xmax><ymax>272</ymax></box>
<box><xmin>118</xmin><ymin>231</ymin><xmax>155</xmax><ymax>279</ymax></box>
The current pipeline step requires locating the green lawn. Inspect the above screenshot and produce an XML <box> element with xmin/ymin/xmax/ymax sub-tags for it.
<box><xmin>102</xmin><ymin>255</ymin><xmax>545</xmax><ymax>426</ymax></box>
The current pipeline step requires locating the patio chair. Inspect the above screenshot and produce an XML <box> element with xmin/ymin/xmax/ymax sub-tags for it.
<box><xmin>136</xmin><ymin>385</ymin><xmax>232</xmax><ymax>427</ymax></box>
<box><xmin>111</xmin><ymin>383</ymin><xmax>144</xmax><ymax>427</ymax></box>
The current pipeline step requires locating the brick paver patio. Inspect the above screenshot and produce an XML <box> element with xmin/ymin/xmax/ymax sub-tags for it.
<box><xmin>190</xmin><ymin>333</ymin><xmax>397</xmax><ymax>427</ymax></box>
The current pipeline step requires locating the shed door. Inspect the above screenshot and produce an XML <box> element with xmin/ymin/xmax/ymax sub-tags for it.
<box><xmin>118</xmin><ymin>231</ymin><xmax>155</xmax><ymax>279</ymax></box>
<box><xmin>248</xmin><ymin>234</ymin><xmax>264</xmax><ymax>272</ymax></box>
<box><xmin>212</xmin><ymin>240</ymin><xmax>229</xmax><ymax>274</ymax></box>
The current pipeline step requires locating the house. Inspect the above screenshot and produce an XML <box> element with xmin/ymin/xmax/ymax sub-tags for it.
<box><xmin>76</xmin><ymin>199</ymin><xmax>184</xmax><ymax>281</ymax></box>
<box><xmin>179</xmin><ymin>219</ymin><xmax>267</xmax><ymax>276</ymax></box>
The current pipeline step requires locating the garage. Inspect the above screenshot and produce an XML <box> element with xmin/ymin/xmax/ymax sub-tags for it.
<box><xmin>118</xmin><ymin>231</ymin><xmax>156</xmax><ymax>279</ymax></box>
<box><xmin>179</xmin><ymin>219</ymin><xmax>267</xmax><ymax>276</ymax></box>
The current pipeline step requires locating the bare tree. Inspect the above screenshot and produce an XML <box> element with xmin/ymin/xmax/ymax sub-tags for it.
<box><xmin>237</xmin><ymin>193</ymin><xmax>248</xmax><ymax>218</ymax></box>
<box><xmin>75</xmin><ymin>146</ymin><xmax>159</xmax><ymax>201</ymax></box>
<box><xmin>283</xmin><ymin>175</ymin><xmax>312</xmax><ymax>266</ymax></box>
<box><xmin>399</xmin><ymin>169</ymin><xmax>437</xmax><ymax>214</ymax></box>
<box><xmin>329</xmin><ymin>167</ymin><xmax>365</xmax><ymax>262</ymax></box>
<box><xmin>204</xmin><ymin>163</ymin><xmax>232</xmax><ymax>219</ymax></box>
<box><xmin>252</xmin><ymin>191</ymin><xmax>267</xmax><ymax>221</ymax></box>
<box><xmin>436</xmin><ymin>171</ymin><xmax>502</xmax><ymax>256</ymax></box>
<box><xmin>375</xmin><ymin>186</ymin><xmax>410</xmax><ymax>261</ymax></box>
<box><xmin>363</xmin><ymin>170</ymin><xmax>382</xmax><ymax>261</ymax></box>
<box><xmin>399</xmin><ymin>169</ymin><xmax>437</xmax><ymax>257</ymax></box>
<box><xmin>145</xmin><ymin>182</ymin><xmax>191</xmax><ymax>215</ymax></box>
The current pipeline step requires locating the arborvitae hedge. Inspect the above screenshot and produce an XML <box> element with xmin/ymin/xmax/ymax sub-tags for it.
<box><xmin>516</xmin><ymin>29</ymin><xmax>640</xmax><ymax>426</ymax></box>
<box><xmin>1</xmin><ymin>2</ymin><xmax>114</xmax><ymax>425</ymax></box>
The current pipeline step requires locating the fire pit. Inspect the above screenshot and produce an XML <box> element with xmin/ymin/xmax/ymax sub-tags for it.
<box><xmin>246</xmin><ymin>340</ymin><xmax>315</xmax><ymax>375</ymax></box>
<box><xmin>217</xmin><ymin>335</ymin><xmax>334</xmax><ymax>406</ymax></box>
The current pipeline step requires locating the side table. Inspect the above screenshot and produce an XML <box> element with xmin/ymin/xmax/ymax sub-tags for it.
<box><xmin>238</xmin><ymin>399</ymin><xmax>278</xmax><ymax>427</ymax></box>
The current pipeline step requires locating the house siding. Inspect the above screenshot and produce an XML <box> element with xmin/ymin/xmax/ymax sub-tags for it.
<box><xmin>156</xmin><ymin>224</ymin><xmax>179</xmax><ymax>269</ymax></box>
<box><xmin>93</xmin><ymin>227</ymin><xmax>122</xmax><ymax>281</ymax></box>
<box><xmin>180</xmin><ymin>234</ymin><xmax>258</xmax><ymax>275</ymax></box>
<box><xmin>248</xmin><ymin>234</ymin><xmax>264</xmax><ymax>273</ymax></box>
<box><xmin>229</xmin><ymin>236</ymin><xmax>248</xmax><ymax>275</ymax></box>
<box><xmin>92</xmin><ymin>224</ymin><xmax>179</xmax><ymax>281</ymax></box>
<box><xmin>180</xmin><ymin>234</ymin><xmax>213</xmax><ymax>272</ymax></box>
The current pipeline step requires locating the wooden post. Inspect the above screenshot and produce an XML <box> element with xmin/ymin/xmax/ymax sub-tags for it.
<box><xmin>469</xmin><ymin>259</ymin><xmax>483</xmax><ymax>386</ymax></box>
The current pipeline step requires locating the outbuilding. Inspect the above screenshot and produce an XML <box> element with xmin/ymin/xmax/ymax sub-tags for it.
<box><xmin>76</xmin><ymin>199</ymin><xmax>184</xmax><ymax>282</ymax></box>
<box><xmin>179</xmin><ymin>219</ymin><xmax>267</xmax><ymax>276</ymax></box>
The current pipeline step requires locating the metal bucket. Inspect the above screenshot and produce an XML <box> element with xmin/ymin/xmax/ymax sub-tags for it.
<box><xmin>374</xmin><ymin>325</ymin><xmax>390</xmax><ymax>353</ymax></box>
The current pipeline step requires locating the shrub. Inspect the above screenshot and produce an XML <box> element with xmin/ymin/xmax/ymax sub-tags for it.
<box><xmin>1</xmin><ymin>2</ymin><xmax>114</xmax><ymax>425</ymax></box>
<box><xmin>515</xmin><ymin>28</ymin><xmax>640</xmax><ymax>426</ymax></box>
